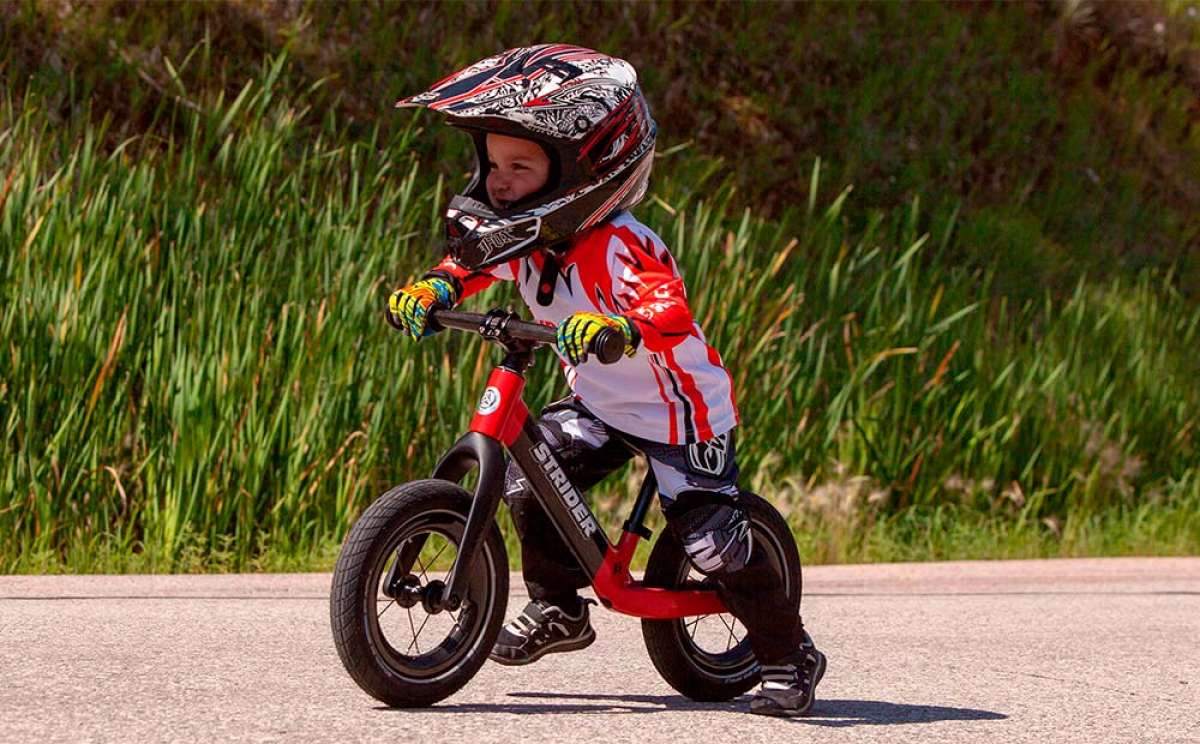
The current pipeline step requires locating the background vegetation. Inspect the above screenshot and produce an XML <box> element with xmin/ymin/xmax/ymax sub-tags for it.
<box><xmin>2</xmin><ymin>1</ymin><xmax>1198</xmax><ymax>572</ymax></box>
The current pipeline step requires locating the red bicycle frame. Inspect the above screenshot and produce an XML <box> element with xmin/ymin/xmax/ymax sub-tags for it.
<box><xmin>428</xmin><ymin>310</ymin><xmax>726</xmax><ymax>619</ymax></box>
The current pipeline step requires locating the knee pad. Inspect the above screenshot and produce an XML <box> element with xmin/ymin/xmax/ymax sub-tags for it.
<box><xmin>502</xmin><ymin>461</ymin><xmax>533</xmax><ymax>507</ymax></box>
<box><xmin>668</xmin><ymin>498</ymin><xmax>753</xmax><ymax>577</ymax></box>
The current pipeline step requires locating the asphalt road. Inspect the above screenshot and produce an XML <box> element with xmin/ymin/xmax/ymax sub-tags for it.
<box><xmin>2</xmin><ymin>558</ymin><xmax>1197</xmax><ymax>743</ymax></box>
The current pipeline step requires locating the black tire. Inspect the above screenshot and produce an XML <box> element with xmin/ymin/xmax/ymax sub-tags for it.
<box><xmin>641</xmin><ymin>491</ymin><xmax>801</xmax><ymax>702</ymax></box>
<box><xmin>330</xmin><ymin>479</ymin><xmax>508</xmax><ymax>707</ymax></box>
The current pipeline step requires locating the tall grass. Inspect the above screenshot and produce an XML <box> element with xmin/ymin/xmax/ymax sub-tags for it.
<box><xmin>6</xmin><ymin>1</ymin><xmax>1196</xmax><ymax>293</ymax></box>
<box><xmin>2</xmin><ymin>56</ymin><xmax>1197</xmax><ymax>572</ymax></box>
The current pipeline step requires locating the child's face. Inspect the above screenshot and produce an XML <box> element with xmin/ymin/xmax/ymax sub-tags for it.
<box><xmin>485</xmin><ymin>133</ymin><xmax>551</xmax><ymax>210</ymax></box>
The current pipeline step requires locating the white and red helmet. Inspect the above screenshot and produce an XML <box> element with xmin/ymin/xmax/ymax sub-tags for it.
<box><xmin>397</xmin><ymin>44</ymin><xmax>657</xmax><ymax>270</ymax></box>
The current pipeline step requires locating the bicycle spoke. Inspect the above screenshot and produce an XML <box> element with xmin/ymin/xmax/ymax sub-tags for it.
<box><xmin>686</xmin><ymin>614</ymin><xmax>709</xmax><ymax>641</ymax></box>
<box><xmin>424</xmin><ymin>540</ymin><xmax>449</xmax><ymax>571</ymax></box>
<box><xmin>407</xmin><ymin>610</ymin><xmax>433</xmax><ymax>653</ymax></box>
<box><xmin>416</xmin><ymin>554</ymin><xmax>429</xmax><ymax>583</ymax></box>
<box><xmin>719</xmin><ymin>615</ymin><xmax>738</xmax><ymax>651</ymax></box>
<box><xmin>406</xmin><ymin>606</ymin><xmax>420</xmax><ymax>654</ymax></box>
<box><xmin>377</xmin><ymin>598</ymin><xmax>395</xmax><ymax>619</ymax></box>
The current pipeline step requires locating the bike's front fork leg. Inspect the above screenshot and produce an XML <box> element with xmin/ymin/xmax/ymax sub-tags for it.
<box><xmin>398</xmin><ymin>431</ymin><xmax>508</xmax><ymax>612</ymax></box>
<box><xmin>381</xmin><ymin>537</ymin><xmax>430</xmax><ymax>599</ymax></box>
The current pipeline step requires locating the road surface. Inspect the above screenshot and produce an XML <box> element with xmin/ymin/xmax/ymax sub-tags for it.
<box><xmin>2</xmin><ymin>558</ymin><xmax>1197</xmax><ymax>743</ymax></box>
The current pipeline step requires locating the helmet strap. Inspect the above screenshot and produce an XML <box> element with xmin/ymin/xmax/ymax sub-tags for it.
<box><xmin>535</xmin><ymin>251</ymin><xmax>560</xmax><ymax>307</ymax></box>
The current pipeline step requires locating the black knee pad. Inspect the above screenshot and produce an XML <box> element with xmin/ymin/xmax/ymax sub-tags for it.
<box><xmin>502</xmin><ymin>461</ymin><xmax>534</xmax><ymax>507</ymax></box>
<box><xmin>665</xmin><ymin>493</ymin><xmax>752</xmax><ymax>577</ymax></box>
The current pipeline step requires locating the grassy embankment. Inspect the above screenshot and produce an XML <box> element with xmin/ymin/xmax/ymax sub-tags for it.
<box><xmin>1</xmin><ymin>2</ymin><xmax>1197</xmax><ymax>571</ymax></box>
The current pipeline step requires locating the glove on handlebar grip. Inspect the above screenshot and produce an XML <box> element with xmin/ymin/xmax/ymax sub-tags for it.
<box><xmin>387</xmin><ymin>277</ymin><xmax>459</xmax><ymax>338</ymax></box>
<box><xmin>592</xmin><ymin>327</ymin><xmax>627</xmax><ymax>365</ymax></box>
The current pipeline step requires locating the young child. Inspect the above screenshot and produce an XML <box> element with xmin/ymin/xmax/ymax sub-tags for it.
<box><xmin>387</xmin><ymin>44</ymin><xmax>825</xmax><ymax>716</ymax></box>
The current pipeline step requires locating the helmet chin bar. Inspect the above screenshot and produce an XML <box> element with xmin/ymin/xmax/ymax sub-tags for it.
<box><xmin>445</xmin><ymin>198</ymin><xmax>543</xmax><ymax>269</ymax></box>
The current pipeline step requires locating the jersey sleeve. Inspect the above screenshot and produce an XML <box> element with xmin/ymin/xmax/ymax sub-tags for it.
<box><xmin>423</xmin><ymin>255</ymin><xmax>515</xmax><ymax>301</ymax></box>
<box><xmin>607</xmin><ymin>226</ymin><xmax>695</xmax><ymax>353</ymax></box>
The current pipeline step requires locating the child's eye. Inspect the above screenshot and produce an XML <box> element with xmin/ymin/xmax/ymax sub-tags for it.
<box><xmin>513</xmin><ymin>164</ymin><xmax>527</xmax><ymax>171</ymax></box>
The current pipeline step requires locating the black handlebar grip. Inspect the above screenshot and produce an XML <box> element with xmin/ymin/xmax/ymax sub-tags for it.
<box><xmin>592</xmin><ymin>327</ymin><xmax>626</xmax><ymax>365</ymax></box>
<box><xmin>423</xmin><ymin>306</ymin><xmax>445</xmax><ymax>334</ymax></box>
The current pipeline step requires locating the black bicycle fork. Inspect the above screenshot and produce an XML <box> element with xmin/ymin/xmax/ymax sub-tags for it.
<box><xmin>386</xmin><ymin>415</ymin><xmax>660</xmax><ymax>614</ymax></box>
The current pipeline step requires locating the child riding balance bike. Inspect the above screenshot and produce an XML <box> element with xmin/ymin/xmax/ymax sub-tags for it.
<box><xmin>330</xmin><ymin>43</ymin><xmax>826</xmax><ymax>717</ymax></box>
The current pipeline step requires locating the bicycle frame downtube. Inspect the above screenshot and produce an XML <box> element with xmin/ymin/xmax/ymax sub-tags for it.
<box><xmin>506</xmin><ymin>419</ymin><xmax>612</xmax><ymax>577</ymax></box>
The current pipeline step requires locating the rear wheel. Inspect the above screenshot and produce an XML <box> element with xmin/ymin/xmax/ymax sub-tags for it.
<box><xmin>330</xmin><ymin>479</ymin><xmax>508</xmax><ymax>707</ymax></box>
<box><xmin>641</xmin><ymin>492</ymin><xmax>801</xmax><ymax>701</ymax></box>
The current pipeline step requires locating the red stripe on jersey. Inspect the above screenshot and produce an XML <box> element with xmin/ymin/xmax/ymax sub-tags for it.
<box><xmin>607</xmin><ymin>226</ymin><xmax>696</xmax><ymax>352</ymax></box>
<box><xmin>647</xmin><ymin>357</ymin><xmax>679</xmax><ymax>445</ymax></box>
<box><xmin>705</xmin><ymin>339</ymin><xmax>740</xmax><ymax>426</ymax></box>
<box><xmin>663</xmin><ymin>347</ymin><xmax>713</xmax><ymax>441</ymax></box>
<box><xmin>565</xmin><ymin>227</ymin><xmax>618</xmax><ymax>311</ymax></box>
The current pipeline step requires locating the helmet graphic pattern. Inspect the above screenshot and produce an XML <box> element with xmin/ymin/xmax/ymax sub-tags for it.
<box><xmin>397</xmin><ymin>44</ymin><xmax>658</xmax><ymax>270</ymax></box>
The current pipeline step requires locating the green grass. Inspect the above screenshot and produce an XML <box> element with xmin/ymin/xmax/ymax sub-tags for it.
<box><xmin>2</xmin><ymin>51</ymin><xmax>1197</xmax><ymax>573</ymax></box>
<box><xmin>4</xmin><ymin>1</ymin><xmax>1197</xmax><ymax>294</ymax></box>
<box><xmin>4</xmin><ymin>0</ymin><xmax>1200</xmax><ymax>571</ymax></box>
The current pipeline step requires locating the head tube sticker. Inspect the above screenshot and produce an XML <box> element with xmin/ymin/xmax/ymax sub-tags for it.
<box><xmin>478</xmin><ymin>386</ymin><xmax>502</xmax><ymax>415</ymax></box>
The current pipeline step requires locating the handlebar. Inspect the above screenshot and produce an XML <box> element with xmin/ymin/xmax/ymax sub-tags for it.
<box><xmin>427</xmin><ymin>308</ymin><xmax>627</xmax><ymax>364</ymax></box>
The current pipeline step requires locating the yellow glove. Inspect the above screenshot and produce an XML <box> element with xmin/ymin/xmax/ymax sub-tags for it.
<box><xmin>556</xmin><ymin>312</ymin><xmax>639</xmax><ymax>365</ymax></box>
<box><xmin>386</xmin><ymin>276</ymin><xmax>459</xmax><ymax>338</ymax></box>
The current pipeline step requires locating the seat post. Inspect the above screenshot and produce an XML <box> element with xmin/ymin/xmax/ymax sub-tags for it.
<box><xmin>622</xmin><ymin>466</ymin><xmax>658</xmax><ymax>539</ymax></box>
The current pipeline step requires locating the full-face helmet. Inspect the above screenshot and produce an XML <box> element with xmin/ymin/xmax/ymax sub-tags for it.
<box><xmin>397</xmin><ymin>44</ymin><xmax>657</xmax><ymax>271</ymax></box>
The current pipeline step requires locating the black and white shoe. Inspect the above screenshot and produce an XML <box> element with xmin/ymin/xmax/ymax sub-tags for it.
<box><xmin>489</xmin><ymin>598</ymin><xmax>597</xmax><ymax>666</ymax></box>
<box><xmin>749</xmin><ymin>636</ymin><xmax>827</xmax><ymax>716</ymax></box>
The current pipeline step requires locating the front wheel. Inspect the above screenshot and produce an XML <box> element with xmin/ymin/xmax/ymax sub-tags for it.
<box><xmin>641</xmin><ymin>491</ymin><xmax>802</xmax><ymax>701</ymax></box>
<box><xmin>330</xmin><ymin>479</ymin><xmax>508</xmax><ymax>707</ymax></box>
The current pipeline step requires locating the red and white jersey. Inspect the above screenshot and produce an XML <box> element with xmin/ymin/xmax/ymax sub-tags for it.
<box><xmin>429</xmin><ymin>211</ymin><xmax>739</xmax><ymax>445</ymax></box>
